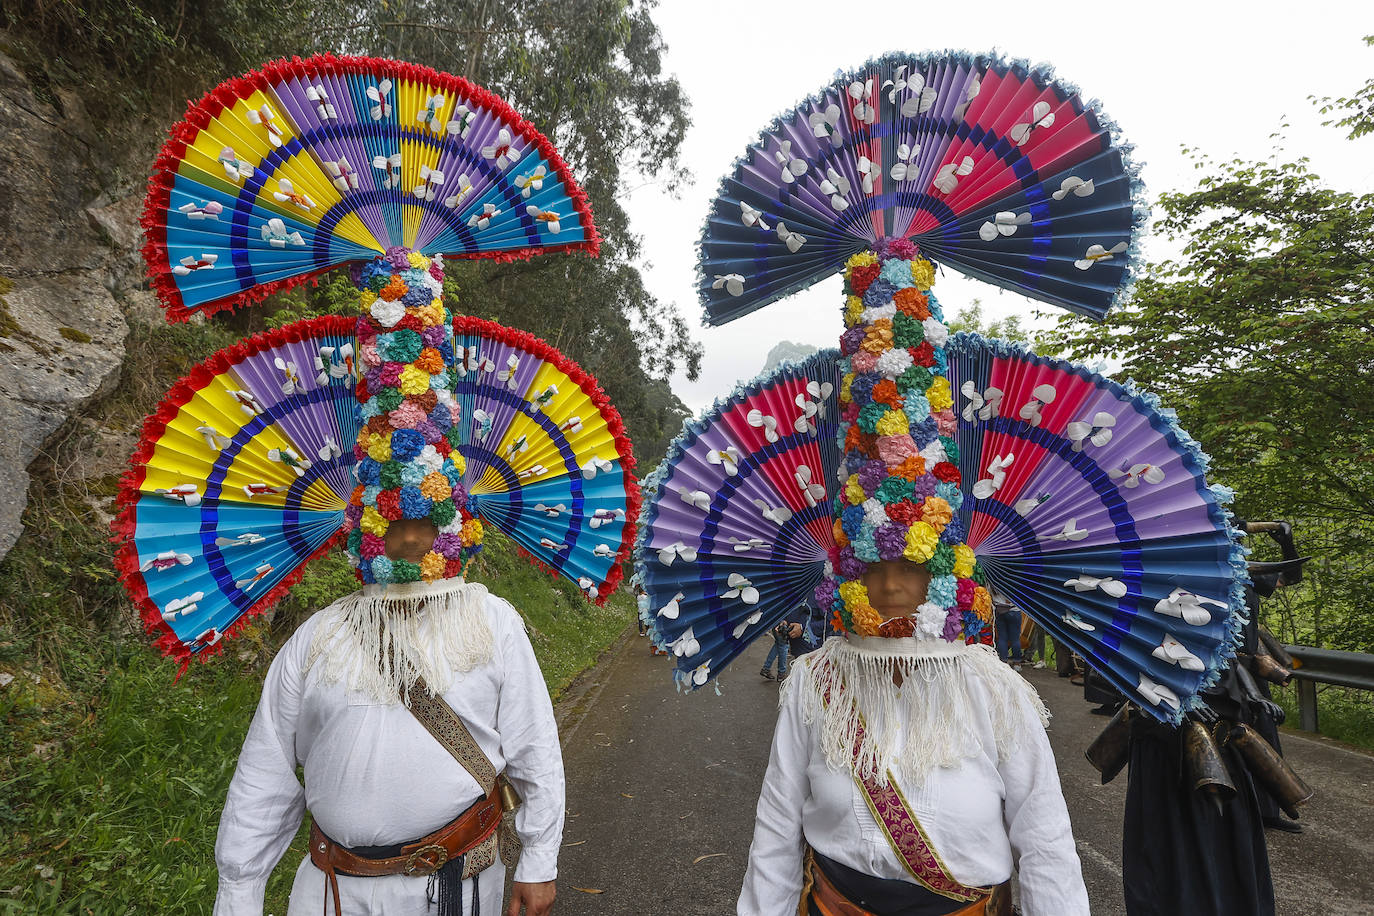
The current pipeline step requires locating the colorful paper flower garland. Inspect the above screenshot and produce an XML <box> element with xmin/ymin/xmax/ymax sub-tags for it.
<box><xmin>344</xmin><ymin>247</ymin><xmax>483</xmax><ymax>584</ymax></box>
<box><xmin>815</xmin><ymin>239</ymin><xmax>994</xmax><ymax>643</ymax></box>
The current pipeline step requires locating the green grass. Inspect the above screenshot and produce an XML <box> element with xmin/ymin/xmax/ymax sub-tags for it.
<box><xmin>0</xmin><ymin>530</ymin><xmax>632</xmax><ymax>914</ymax></box>
<box><xmin>1272</xmin><ymin>682</ymin><xmax>1374</xmax><ymax>751</ymax></box>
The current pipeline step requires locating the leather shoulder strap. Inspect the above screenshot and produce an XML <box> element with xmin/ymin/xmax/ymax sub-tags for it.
<box><xmin>406</xmin><ymin>675</ymin><xmax>498</xmax><ymax>793</ymax></box>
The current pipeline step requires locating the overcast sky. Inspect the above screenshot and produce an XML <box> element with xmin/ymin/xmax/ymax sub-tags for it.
<box><xmin>619</xmin><ymin>1</ymin><xmax>1374</xmax><ymax>413</ymax></box>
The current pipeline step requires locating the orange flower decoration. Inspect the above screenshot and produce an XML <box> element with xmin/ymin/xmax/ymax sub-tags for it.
<box><xmin>861</xmin><ymin>318</ymin><xmax>895</xmax><ymax>355</ymax></box>
<box><xmin>894</xmin><ymin>287</ymin><xmax>930</xmax><ymax>320</ymax></box>
<box><xmin>420</xmin><ymin>471</ymin><xmax>452</xmax><ymax>501</ymax></box>
<box><xmin>872</xmin><ymin>379</ymin><xmax>901</xmax><ymax>407</ymax></box>
<box><xmin>844</xmin><ymin>425</ymin><xmax>877</xmax><ymax>456</ymax></box>
<box><xmin>921</xmin><ymin>496</ymin><xmax>953</xmax><ymax>529</ymax></box>
<box><xmin>833</xmin><ymin>518</ymin><xmax>850</xmax><ymax>549</ymax></box>
<box><xmin>378</xmin><ymin>276</ymin><xmax>408</xmax><ymax>302</ymax></box>
<box><xmin>851</xmin><ymin>601</ymin><xmax>883</xmax><ymax>637</ymax></box>
<box><xmin>349</xmin><ymin>483</ymin><xmax>365</xmax><ymax>507</ymax></box>
<box><xmin>413</xmin><ymin>347</ymin><xmax>445</xmax><ymax>374</ymax></box>
<box><xmin>892</xmin><ymin>455</ymin><xmax>926</xmax><ymax>481</ymax></box>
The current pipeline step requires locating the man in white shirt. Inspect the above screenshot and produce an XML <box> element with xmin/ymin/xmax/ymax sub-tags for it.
<box><xmin>214</xmin><ymin>519</ymin><xmax>563</xmax><ymax>916</ymax></box>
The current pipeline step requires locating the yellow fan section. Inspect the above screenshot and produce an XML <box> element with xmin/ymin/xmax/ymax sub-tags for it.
<box><xmin>138</xmin><ymin>373</ymin><xmax>342</xmax><ymax>512</ymax></box>
<box><xmin>466</xmin><ymin>359</ymin><xmax>626</xmax><ymax>496</ymax></box>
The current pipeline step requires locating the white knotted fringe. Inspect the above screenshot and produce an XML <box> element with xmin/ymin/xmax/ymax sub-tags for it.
<box><xmin>305</xmin><ymin>578</ymin><xmax>494</xmax><ymax>705</ymax></box>
<box><xmin>794</xmin><ymin>635</ymin><xmax>1050</xmax><ymax>787</ymax></box>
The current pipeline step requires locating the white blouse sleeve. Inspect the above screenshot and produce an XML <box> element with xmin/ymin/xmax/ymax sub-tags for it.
<box><xmin>1000</xmin><ymin>705</ymin><xmax>1090</xmax><ymax>916</ymax></box>
<box><xmin>212</xmin><ymin>625</ymin><xmax>311</xmax><ymax>916</ymax></box>
<box><xmin>492</xmin><ymin>599</ymin><xmax>566</xmax><ymax>884</ymax></box>
<box><xmin>737</xmin><ymin>665</ymin><xmax>811</xmax><ymax>916</ymax></box>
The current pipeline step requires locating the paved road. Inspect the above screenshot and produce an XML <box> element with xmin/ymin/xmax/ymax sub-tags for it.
<box><xmin>554</xmin><ymin>631</ymin><xmax>1374</xmax><ymax>915</ymax></box>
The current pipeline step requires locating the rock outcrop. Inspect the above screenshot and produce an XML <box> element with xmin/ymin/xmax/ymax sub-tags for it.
<box><xmin>0</xmin><ymin>50</ymin><xmax>137</xmax><ymax>560</ymax></box>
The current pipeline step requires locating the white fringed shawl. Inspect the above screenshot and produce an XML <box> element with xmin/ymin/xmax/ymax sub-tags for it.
<box><xmin>304</xmin><ymin>577</ymin><xmax>494</xmax><ymax>705</ymax></box>
<box><xmin>796</xmin><ymin>635</ymin><xmax>1050</xmax><ymax>786</ymax></box>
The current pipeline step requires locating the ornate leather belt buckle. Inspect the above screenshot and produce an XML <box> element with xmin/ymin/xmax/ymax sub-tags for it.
<box><xmin>403</xmin><ymin>843</ymin><xmax>449</xmax><ymax>876</ymax></box>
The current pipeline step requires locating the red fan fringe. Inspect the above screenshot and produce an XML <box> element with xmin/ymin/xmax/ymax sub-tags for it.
<box><xmin>141</xmin><ymin>54</ymin><xmax>601</xmax><ymax>323</ymax></box>
<box><xmin>110</xmin><ymin>315</ymin><xmax>356</xmax><ymax>666</ymax></box>
<box><xmin>454</xmin><ymin>316</ymin><xmax>639</xmax><ymax>604</ymax></box>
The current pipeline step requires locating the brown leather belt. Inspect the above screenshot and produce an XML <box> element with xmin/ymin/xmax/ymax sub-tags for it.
<box><xmin>309</xmin><ymin>786</ymin><xmax>501</xmax><ymax>915</ymax></box>
<box><xmin>801</xmin><ymin>847</ymin><xmax>1012</xmax><ymax>916</ymax></box>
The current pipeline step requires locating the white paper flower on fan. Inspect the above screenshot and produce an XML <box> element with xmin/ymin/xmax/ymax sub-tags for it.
<box><xmin>794</xmin><ymin>465</ymin><xmax>826</xmax><ymax>507</ymax></box>
<box><xmin>889</xmin><ymin>143</ymin><xmax>921</xmax><ymax>182</ymax></box>
<box><xmin>741</xmin><ymin>201</ymin><xmax>770</xmax><ymax>230</ymax></box>
<box><xmin>1053</xmin><ymin>176</ymin><xmax>1095</xmax><ymax>200</ymax></box>
<box><xmin>820</xmin><ymin>168</ymin><xmax>851</xmax><ymax>210</ymax></box>
<box><xmin>656</xmin><ymin>541</ymin><xmax>699</xmax><ymax>566</ymax></box>
<box><xmin>712</xmin><ymin>274</ymin><xmax>745</xmax><ymax>297</ymax></box>
<box><xmin>808</xmin><ymin>103</ymin><xmax>842</xmax><ymax>146</ymax></box>
<box><xmin>747</xmin><ymin>409</ymin><xmax>779</xmax><ymax>443</ymax></box>
<box><xmin>1062</xmin><ymin>611</ymin><xmax>1096</xmax><ymax>632</ymax></box>
<box><xmin>857</xmin><ymin>156</ymin><xmax>877</xmax><ymax>195</ymax></box>
<box><xmin>707</xmin><ymin>446</ymin><xmax>743</xmax><ymax>477</ymax></box>
<box><xmin>979</xmin><ymin>211</ymin><xmax>1031</xmax><ymax>242</ymax></box>
<box><xmin>1110</xmin><ymin>462</ymin><xmax>1165</xmax><ymax>488</ymax></box>
<box><xmin>580</xmin><ymin>456</ymin><xmax>612</xmax><ymax>479</ymax></box>
<box><xmin>677</xmin><ymin>486</ymin><xmax>711</xmax><ymax>511</ymax></box>
<box><xmin>971</xmin><ymin>453</ymin><xmax>1014</xmax><ymax>500</ymax></box>
<box><xmin>729</xmin><ymin>537</ymin><xmax>767</xmax><ymax>553</ymax></box>
<box><xmin>365</xmin><ymin>79</ymin><xmax>393</xmax><ymax>120</ymax></box>
<box><xmin>689</xmin><ymin>660</ymin><xmax>714</xmax><ymax>686</ymax></box>
<box><xmin>1154</xmin><ymin>588</ymin><xmax>1227</xmax><ymax>626</ymax></box>
<box><xmin>848</xmin><ymin>78</ymin><xmax>876</xmax><ymax>124</ymax></box>
<box><xmin>932</xmin><ymin>156</ymin><xmax>974</xmax><ymax>195</ymax></box>
<box><xmin>751</xmin><ymin>498</ymin><xmax>793</xmax><ymax>526</ymax></box>
<box><xmin>960</xmin><ymin>381</ymin><xmax>1004</xmax><ymax>422</ymax></box>
<box><xmin>1066</xmin><ymin>412</ymin><xmax>1117</xmax><ymax>451</ymax></box>
<box><xmin>722</xmin><ymin>573</ymin><xmax>760</xmax><ymax>605</ymax></box>
<box><xmin>1064</xmin><ymin>575</ymin><xmax>1128</xmax><ymax>599</ymax></box>
<box><xmin>482</xmin><ymin>128</ymin><xmax>522</xmax><ymax>169</ymax></box>
<box><xmin>882</xmin><ymin>65</ymin><xmax>938</xmax><ymax>117</ymax></box>
<box><xmin>657</xmin><ymin>592</ymin><xmax>685</xmax><ymax>620</ymax></box>
<box><xmin>671</xmin><ymin>626</ymin><xmax>700</xmax><ymax>657</ymax></box>
<box><xmin>776</xmin><ymin>222</ymin><xmax>806</xmax><ymax>253</ymax></box>
<box><xmin>1075</xmin><ymin>242</ymin><xmax>1129</xmax><ymax>270</ymax></box>
<box><xmin>1019</xmin><ymin>384</ymin><xmax>1057</xmax><ymax>426</ymax></box>
<box><xmin>1052</xmin><ymin>519</ymin><xmax>1089</xmax><ymax>542</ymax></box>
<box><xmin>1009</xmin><ymin>100</ymin><xmax>1056</xmax><ymax>146</ymax></box>
<box><xmin>774</xmin><ymin>140</ymin><xmax>808</xmax><ymax>183</ymax></box>
<box><xmin>1138</xmin><ymin>674</ymin><xmax>1180</xmax><ymax>710</ymax></box>
<box><xmin>1153</xmin><ymin>635</ymin><xmax>1205</xmax><ymax>671</ymax></box>
<box><xmin>794</xmin><ymin>381</ymin><xmax>832</xmax><ymax>434</ymax></box>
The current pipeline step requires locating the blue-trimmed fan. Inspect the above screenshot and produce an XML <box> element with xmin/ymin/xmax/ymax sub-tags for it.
<box><xmin>699</xmin><ymin>51</ymin><xmax>1142</xmax><ymax>325</ymax></box>
<box><xmin>637</xmin><ymin>337</ymin><xmax>1247</xmax><ymax>722</ymax></box>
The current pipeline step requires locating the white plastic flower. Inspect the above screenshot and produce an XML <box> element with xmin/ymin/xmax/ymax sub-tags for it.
<box><xmin>873</xmin><ymin>347</ymin><xmax>912</xmax><ymax>380</ymax></box>
<box><xmin>915</xmin><ymin>602</ymin><xmax>946</xmax><ymax>640</ymax></box>
<box><xmin>922</xmin><ymin>318</ymin><xmax>949</xmax><ymax>347</ymax></box>
<box><xmin>370</xmin><ymin>298</ymin><xmax>405</xmax><ymax>328</ymax></box>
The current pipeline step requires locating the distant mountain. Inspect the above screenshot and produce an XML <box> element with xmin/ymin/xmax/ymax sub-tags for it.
<box><xmin>761</xmin><ymin>340</ymin><xmax>819</xmax><ymax>373</ymax></box>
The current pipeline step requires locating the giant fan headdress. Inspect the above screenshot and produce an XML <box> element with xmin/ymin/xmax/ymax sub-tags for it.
<box><xmin>115</xmin><ymin>56</ymin><xmax>636</xmax><ymax>665</ymax></box>
<box><xmin>638</xmin><ymin>51</ymin><xmax>1246</xmax><ymax>723</ymax></box>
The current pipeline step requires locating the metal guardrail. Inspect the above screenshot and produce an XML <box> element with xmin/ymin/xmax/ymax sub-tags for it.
<box><xmin>1284</xmin><ymin>644</ymin><xmax>1374</xmax><ymax>733</ymax></box>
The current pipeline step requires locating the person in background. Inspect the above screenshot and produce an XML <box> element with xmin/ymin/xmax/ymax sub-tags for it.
<box><xmin>761</xmin><ymin>619</ymin><xmax>791</xmax><ymax>680</ymax></box>
<box><xmin>991</xmin><ymin>588</ymin><xmax>1024</xmax><ymax>670</ymax></box>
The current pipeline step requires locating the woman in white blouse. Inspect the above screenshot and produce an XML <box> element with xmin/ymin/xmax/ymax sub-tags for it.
<box><xmin>737</xmin><ymin>560</ymin><xmax>1090</xmax><ymax>916</ymax></box>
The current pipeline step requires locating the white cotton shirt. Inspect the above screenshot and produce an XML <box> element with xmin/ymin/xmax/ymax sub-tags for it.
<box><xmin>212</xmin><ymin>588</ymin><xmax>564</xmax><ymax>916</ymax></box>
<box><xmin>738</xmin><ymin>644</ymin><xmax>1089</xmax><ymax>916</ymax></box>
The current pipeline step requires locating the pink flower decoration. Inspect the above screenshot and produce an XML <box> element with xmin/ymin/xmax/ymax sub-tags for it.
<box><xmin>935</xmin><ymin>408</ymin><xmax>957</xmax><ymax>436</ymax></box>
<box><xmin>956</xmin><ymin>577</ymin><xmax>977</xmax><ymax>609</ymax></box>
<box><xmin>361</xmin><ymin>532</ymin><xmax>386</xmax><ymax>559</ymax></box>
<box><xmin>876</xmin><ymin>434</ymin><xmax>919</xmax><ymax>465</ymax></box>
<box><xmin>360</xmin><ymin>343</ymin><xmax>381</xmax><ymax>368</ymax></box>
<box><xmin>389</xmin><ymin>401</ymin><xmax>426</xmax><ymax>429</ymax></box>
<box><xmin>379</xmin><ymin>363</ymin><xmax>402</xmax><ymax>386</ymax></box>
<box><xmin>851</xmin><ymin>350</ymin><xmax>879</xmax><ymax>374</ymax></box>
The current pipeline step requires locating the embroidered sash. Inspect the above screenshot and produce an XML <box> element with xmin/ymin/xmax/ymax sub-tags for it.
<box><xmin>821</xmin><ymin>676</ymin><xmax>991</xmax><ymax>904</ymax></box>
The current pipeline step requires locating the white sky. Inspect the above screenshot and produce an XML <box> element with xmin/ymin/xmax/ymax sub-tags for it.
<box><xmin>620</xmin><ymin>0</ymin><xmax>1374</xmax><ymax>413</ymax></box>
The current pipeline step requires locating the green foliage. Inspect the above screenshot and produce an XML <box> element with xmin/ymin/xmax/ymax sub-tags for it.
<box><xmin>1041</xmin><ymin>146</ymin><xmax>1374</xmax><ymax>654</ymax></box>
<box><xmin>1314</xmin><ymin>35</ymin><xmax>1374</xmax><ymax>139</ymax></box>
<box><xmin>0</xmin><ymin>525</ymin><xmax>632</xmax><ymax>913</ymax></box>
<box><xmin>1272</xmin><ymin>683</ymin><xmax>1374</xmax><ymax>751</ymax></box>
<box><xmin>945</xmin><ymin>298</ymin><xmax>1034</xmax><ymax>345</ymax></box>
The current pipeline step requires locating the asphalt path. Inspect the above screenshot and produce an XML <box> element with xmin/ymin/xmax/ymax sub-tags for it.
<box><xmin>553</xmin><ymin>631</ymin><xmax>1374</xmax><ymax>915</ymax></box>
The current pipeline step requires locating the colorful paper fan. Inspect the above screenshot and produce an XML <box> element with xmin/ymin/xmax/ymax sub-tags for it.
<box><xmin>637</xmin><ymin>337</ymin><xmax>1245</xmax><ymax>723</ymax></box>
<box><xmin>115</xmin><ymin>315</ymin><xmax>637</xmax><ymax>663</ymax></box>
<box><xmin>635</xmin><ymin>352</ymin><xmax>843</xmax><ymax>689</ymax></box>
<box><xmin>143</xmin><ymin>54</ymin><xmax>597</xmax><ymax>321</ymax></box>
<box><xmin>699</xmin><ymin>51</ymin><xmax>1142</xmax><ymax>325</ymax></box>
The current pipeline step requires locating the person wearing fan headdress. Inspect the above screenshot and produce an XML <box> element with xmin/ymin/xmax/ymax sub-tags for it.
<box><xmin>213</xmin><ymin>248</ymin><xmax>563</xmax><ymax>916</ymax></box>
<box><xmin>107</xmin><ymin>55</ymin><xmax>642</xmax><ymax>916</ymax></box>
<box><xmin>737</xmin><ymin>242</ymin><xmax>1088</xmax><ymax>916</ymax></box>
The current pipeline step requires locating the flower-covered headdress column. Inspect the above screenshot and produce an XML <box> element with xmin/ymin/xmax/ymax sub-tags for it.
<box><xmin>343</xmin><ymin>247</ymin><xmax>483</xmax><ymax>585</ymax></box>
<box><xmin>815</xmin><ymin>239</ymin><xmax>993</xmax><ymax>642</ymax></box>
